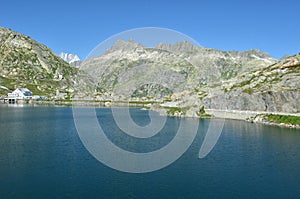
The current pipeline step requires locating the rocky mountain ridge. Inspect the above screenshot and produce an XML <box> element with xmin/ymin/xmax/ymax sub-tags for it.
<box><xmin>80</xmin><ymin>39</ymin><xmax>277</xmax><ymax>99</ymax></box>
<box><xmin>79</xmin><ymin>39</ymin><xmax>299</xmax><ymax>117</ymax></box>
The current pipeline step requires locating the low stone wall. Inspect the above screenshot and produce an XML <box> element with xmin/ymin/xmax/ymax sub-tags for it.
<box><xmin>205</xmin><ymin>109</ymin><xmax>257</xmax><ymax>120</ymax></box>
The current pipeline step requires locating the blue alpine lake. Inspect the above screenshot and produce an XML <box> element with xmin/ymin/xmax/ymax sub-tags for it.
<box><xmin>0</xmin><ymin>105</ymin><xmax>300</xmax><ymax>198</ymax></box>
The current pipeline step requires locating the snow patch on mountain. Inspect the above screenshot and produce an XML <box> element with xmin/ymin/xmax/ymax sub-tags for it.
<box><xmin>59</xmin><ymin>52</ymin><xmax>80</xmax><ymax>64</ymax></box>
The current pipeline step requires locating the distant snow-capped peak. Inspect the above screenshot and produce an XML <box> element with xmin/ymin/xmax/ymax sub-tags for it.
<box><xmin>59</xmin><ymin>52</ymin><xmax>80</xmax><ymax>64</ymax></box>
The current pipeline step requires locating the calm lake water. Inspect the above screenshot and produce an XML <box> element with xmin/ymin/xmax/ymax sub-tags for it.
<box><xmin>0</xmin><ymin>105</ymin><xmax>300</xmax><ymax>198</ymax></box>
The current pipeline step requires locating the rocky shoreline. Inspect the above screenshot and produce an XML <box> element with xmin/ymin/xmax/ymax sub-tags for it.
<box><xmin>248</xmin><ymin>114</ymin><xmax>300</xmax><ymax>129</ymax></box>
<box><xmin>1</xmin><ymin>99</ymin><xmax>300</xmax><ymax>130</ymax></box>
<box><xmin>206</xmin><ymin>109</ymin><xmax>300</xmax><ymax>129</ymax></box>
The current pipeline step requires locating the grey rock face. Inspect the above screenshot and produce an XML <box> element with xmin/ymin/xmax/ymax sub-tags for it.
<box><xmin>203</xmin><ymin>90</ymin><xmax>300</xmax><ymax>113</ymax></box>
<box><xmin>155</xmin><ymin>41</ymin><xmax>199</xmax><ymax>54</ymax></box>
<box><xmin>203</xmin><ymin>54</ymin><xmax>300</xmax><ymax>113</ymax></box>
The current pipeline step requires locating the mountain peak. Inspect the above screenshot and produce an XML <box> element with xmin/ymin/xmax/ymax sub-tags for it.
<box><xmin>105</xmin><ymin>39</ymin><xmax>144</xmax><ymax>54</ymax></box>
<box><xmin>59</xmin><ymin>52</ymin><xmax>80</xmax><ymax>64</ymax></box>
<box><xmin>155</xmin><ymin>41</ymin><xmax>199</xmax><ymax>54</ymax></box>
<box><xmin>243</xmin><ymin>49</ymin><xmax>273</xmax><ymax>59</ymax></box>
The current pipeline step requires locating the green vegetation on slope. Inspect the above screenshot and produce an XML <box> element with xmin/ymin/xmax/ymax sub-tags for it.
<box><xmin>265</xmin><ymin>114</ymin><xmax>300</xmax><ymax>126</ymax></box>
<box><xmin>0</xmin><ymin>26</ymin><xmax>95</xmax><ymax>98</ymax></box>
<box><xmin>166</xmin><ymin>107</ymin><xmax>185</xmax><ymax>115</ymax></box>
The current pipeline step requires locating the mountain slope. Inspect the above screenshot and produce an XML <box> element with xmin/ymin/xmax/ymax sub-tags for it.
<box><xmin>203</xmin><ymin>53</ymin><xmax>300</xmax><ymax>113</ymax></box>
<box><xmin>0</xmin><ymin>27</ymin><xmax>93</xmax><ymax>98</ymax></box>
<box><xmin>79</xmin><ymin>39</ymin><xmax>299</xmax><ymax>116</ymax></box>
<box><xmin>80</xmin><ymin>40</ymin><xmax>277</xmax><ymax>99</ymax></box>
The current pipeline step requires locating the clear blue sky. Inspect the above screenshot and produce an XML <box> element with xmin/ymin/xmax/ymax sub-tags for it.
<box><xmin>1</xmin><ymin>0</ymin><xmax>299</xmax><ymax>59</ymax></box>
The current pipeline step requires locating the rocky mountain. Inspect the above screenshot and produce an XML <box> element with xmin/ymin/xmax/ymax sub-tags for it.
<box><xmin>203</xmin><ymin>53</ymin><xmax>300</xmax><ymax>113</ymax></box>
<box><xmin>80</xmin><ymin>39</ymin><xmax>277</xmax><ymax>99</ymax></box>
<box><xmin>0</xmin><ymin>27</ymin><xmax>93</xmax><ymax>98</ymax></box>
<box><xmin>1</xmin><ymin>26</ymin><xmax>298</xmax><ymax>117</ymax></box>
<box><xmin>59</xmin><ymin>52</ymin><xmax>81</xmax><ymax>67</ymax></box>
<box><xmin>80</xmin><ymin>39</ymin><xmax>300</xmax><ymax>116</ymax></box>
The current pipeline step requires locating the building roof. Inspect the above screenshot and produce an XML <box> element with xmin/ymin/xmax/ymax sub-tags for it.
<box><xmin>13</xmin><ymin>88</ymin><xmax>32</xmax><ymax>96</ymax></box>
<box><xmin>17</xmin><ymin>88</ymin><xmax>31</xmax><ymax>93</ymax></box>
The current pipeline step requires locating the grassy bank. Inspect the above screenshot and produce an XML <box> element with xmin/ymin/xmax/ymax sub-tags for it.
<box><xmin>265</xmin><ymin>114</ymin><xmax>300</xmax><ymax>126</ymax></box>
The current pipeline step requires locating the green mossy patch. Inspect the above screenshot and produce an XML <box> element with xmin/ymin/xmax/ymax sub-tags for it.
<box><xmin>265</xmin><ymin>114</ymin><xmax>300</xmax><ymax>126</ymax></box>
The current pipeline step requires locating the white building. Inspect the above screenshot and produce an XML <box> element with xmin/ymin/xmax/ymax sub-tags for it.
<box><xmin>10</xmin><ymin>88</ymin><xmax>33</xmax><ymax>99</ymax></box>
<box><xmin>56</xmin><ymin>89</ymin><xmax>68</xmax><ymax>99</ymax></box>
